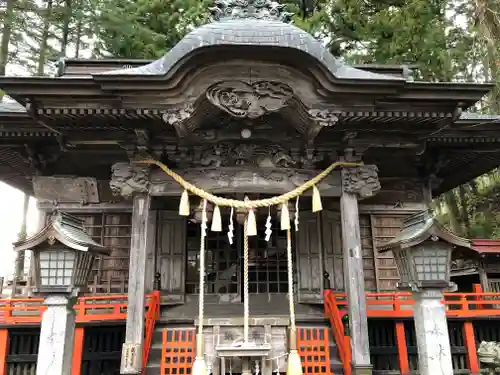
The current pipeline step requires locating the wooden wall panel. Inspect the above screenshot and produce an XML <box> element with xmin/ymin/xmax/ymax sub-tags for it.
<box><xmin>321</xmin><ymin>211</ymin><xmax>343</xmax><ymax>291</ymax></box>
<box><xmin>322</xmin><ymin>211</ymin><xmax>411</xmax><ymax>292</ymax></box>
<box><xmin>360</xmin><ymin>215</ymin><xmax>377</xmax><ymax>291</ymax></box>
<box><xmin>76</xmin><ymin>213</ymin><xmax>132</xmax><ymax>294</ymax></box>
<box><xmin>296</xmin><ymin>212</ymin><xmax>324</xmax><ymax>303</ymax></box>
<box><xmin>322</xmin><ymin>212</ymin><xmax>380</xmax><ymax>292</ymax></box>
<box><xmin>156</xmin><ymin>210</ymin><xmax>187</xmax><ymax>304</ymax></box>
<box><xmin>370</xmin><ymin>214</ymin><xmax>406</xmax><ymax>291</ymax></box>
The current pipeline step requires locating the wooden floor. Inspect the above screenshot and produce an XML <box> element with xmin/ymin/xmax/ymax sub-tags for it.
<box><xmin>160</xmin><ymin>295</ymin><xmax>326</xmax><ymax>322</ymax></box>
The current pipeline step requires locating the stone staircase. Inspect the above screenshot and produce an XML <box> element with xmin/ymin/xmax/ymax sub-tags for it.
<box><xmin>145</xmin><ymin>320</ymin><xmax>344</xmax><ymax>375</ymax></box>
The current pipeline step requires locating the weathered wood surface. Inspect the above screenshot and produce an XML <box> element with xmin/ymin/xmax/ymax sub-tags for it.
<box><xmin>122</xmin><ymin>193</ymin><xmax>151</xmax><ymax>373</ymax></box>
<box><xmin>156</xmin><ymin>211</ymin><xmax>186</xmax><ymax>304</ymax></box>
<box><xmin>340</xmin><ymin>188</ymin><xmax>371</xmax><ymax>369</ymax></box>
<box><xmin>149</xmin><ymin>168</ymin><xmax>342</xmax><ymax>196</ymax></box>
<box><xmin>296</xmin><ymin>212</ymin><xmax>324</xmax><ymax>303</ymax></box>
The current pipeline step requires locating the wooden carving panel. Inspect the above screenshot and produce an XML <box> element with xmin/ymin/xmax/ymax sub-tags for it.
<box><xmin>370</xmin><ymin>214</ymin><xmax>405</xmax><ymax>291</ymax></box>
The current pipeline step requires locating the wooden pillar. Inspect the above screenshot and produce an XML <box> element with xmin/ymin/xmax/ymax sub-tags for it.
<box><xmin>71</xmin><ymin>327</ymin><xmax>85</xmax><ymax>375</ymax></box>
<box><xmin>121</xmin><ymin>192</ymin><xmax>152</xmax><ymax>374</ymax></box>
<box><xmin>0</xmin><ymin>329</ymin><xmax>8</xmax><ymax>375</ymax></box>
<box><xmin>395</xmin><ymin>322</ymin><xmax>410</xmax><ymax>375</ymax></box>
<box><xmin>478</xmin><ymin>262</ymin><xmax>489</xmax><ymax>292</ymax></box>
<box><xmin>340</xmin><ymin>161</ymin><xmax>380</xmax><ymax>375</ymax></box>
<box><xmin>463</xmin><ymin>321</ymin><xmax>480</xmax><ymax>375</ymax></box>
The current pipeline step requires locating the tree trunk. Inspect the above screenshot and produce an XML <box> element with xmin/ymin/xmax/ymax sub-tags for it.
<box><xmin>0</xmin><ymin>0</ymin><xmax>16</xmax><ymax>99</ymax></box>
<box><xmin>487</xmin><ymin>43</ymin><xmax>499</xmax><ymax>113</ymax></box>
<box><xmin>60</xmin><ymin>0</ymin><xmax>73</xmax><ymax>57</ymax></box>
<box><xmin>444</xmin><ymin>191</ymin><xmax>462</xmax><ymax>235</ymax></box>
<box><xmin>74</xmin><ymin>20</ymin><xmax>82</xmax><ymax>58</ymax></box>
<box><xmin>458</xmin><ymin>185</ymin><xmax>471</xmax><ymax>236</ymax></box>
<box><xmin>37</xmin><ymin>0</ymin><xmax>54</xmax><ymax>75</ymax></box>
<box><xmin>14</xmin><ymin>194</ymin><xmax>30</xmax><ymax>281</ymax></box>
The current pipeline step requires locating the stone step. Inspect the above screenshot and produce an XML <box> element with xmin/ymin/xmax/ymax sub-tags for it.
<box><xmin>146</xmin><ymin>322</ymin><xmax>345</xmax><ymax>375</ymax></box>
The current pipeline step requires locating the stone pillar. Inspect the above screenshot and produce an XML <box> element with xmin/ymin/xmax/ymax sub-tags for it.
<box><xmin>413</xmin><ymin>289</ymin><xmax>453</xmax><ymax>375</ymax></box>
<box><xmin>36</xmin><ymin>295</ymin><xmax>76</xmax><ymax>375</ymax></box>
<box><xmin>110</xmin><ymin>163</ymin><xmax>153</xmax><ymax>375</ymax></box>
<box><xmin>340</xmin><ymin>163</ymin><xmax>381</xmax><ymax>375</ymax></box>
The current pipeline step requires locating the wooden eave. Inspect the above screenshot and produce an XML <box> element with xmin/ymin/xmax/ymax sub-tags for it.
<box><xmin>13</xmin><ymin>217</ymin><xmax>111</xmax><ymax>255</ymax></box>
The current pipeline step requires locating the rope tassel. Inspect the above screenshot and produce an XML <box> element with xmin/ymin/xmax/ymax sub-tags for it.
<box><xmin>211</xmin><ymin>205</ymin><xmax>222</xmax><ymax>232</ymax></box>
<box><xmin>179</xmin><ymin>189</ymin><xmax>190</xmax><ymax>216</ymax></box>
<box><xmin>280</xmin><ymin>202</ymin><xmax>290</xmax><ymax>231</ymax></box>
<box><xmin>312</xmin><ymin>185</ymin><xmax>323</xmax><ymax>213</ymax></box>
<box><xmin>246</xmin><ymin>208</ymin><xmax>257</xmax><ymax>236</ymax></box>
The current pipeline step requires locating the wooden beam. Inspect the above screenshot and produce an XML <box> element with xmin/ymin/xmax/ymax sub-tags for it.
<box><xmin>121</xmin><ymin>193</ymin><xmax>151</xmax><ymax>374</ymax></box>
<box><xmin>37</xmin><ymin>201</ymin><xmax>132</xmax><ymax>213</ymax></box>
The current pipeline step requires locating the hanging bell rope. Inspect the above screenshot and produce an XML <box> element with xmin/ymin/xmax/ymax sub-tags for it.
<box><xmin>285</xmin><ymin>227</ymin><xmax>303</xmax><ymax>375</ymax></box>
<box><xmin>243</xmin><ymin>217</ymin><xmax>250</xmax><ymax>344</ymax></box>
<box><xmin>192</xmin><ymin>199</ymin><xmax>208</xmax><ymax>375</ymax></box>
<box><xmin>135</xmin><ymin>159</ymin><xmax>361</xmax><ymax>209</ymax></box>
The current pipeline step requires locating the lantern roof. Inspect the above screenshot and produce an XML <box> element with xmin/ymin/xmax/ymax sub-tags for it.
<box><xmin>12</xmin><ymin>212</ymin><xmax>111</xmax><ymax>255</ymax></box>
<box><xmin>378</xmin><ymin>210</ymin><xmax>472</xmax><ymax>252</ymax></box>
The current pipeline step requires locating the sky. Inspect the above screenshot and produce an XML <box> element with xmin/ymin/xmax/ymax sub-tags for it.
<box><xmin>0</xmin><ymin>182</ymin><xmax>39</xmax><ymax>280</ymax></box>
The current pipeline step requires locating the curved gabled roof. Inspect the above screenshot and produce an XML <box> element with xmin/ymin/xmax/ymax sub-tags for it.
<box><xmin>12</xmin><ymin>212</ymin><xmax>111</xmax><ymax>254</ymax></box>
<box><xmin>95</xmin><ymin>1</ymin><xmax>402</xmax><ymax>82</ymax></box>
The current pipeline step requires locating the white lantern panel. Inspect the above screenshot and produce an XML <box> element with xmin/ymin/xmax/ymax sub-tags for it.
<box><xmin>39</xmin><ymin>251</ymin><xmax>75</xmax><ymax>287</ymax></box>
<box><xmin>413</xmin><ymin>246</ymin><xmax>449</xmax><ymax>282</ymax></box>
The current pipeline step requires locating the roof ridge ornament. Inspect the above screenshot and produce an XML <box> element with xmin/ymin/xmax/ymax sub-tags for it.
<box><xmin>210</xmin><ymin>0</ymin><xmax>293</xmax><ymax>23</ymax></box>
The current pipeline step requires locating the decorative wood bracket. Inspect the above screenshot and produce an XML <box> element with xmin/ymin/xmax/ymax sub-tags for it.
<box><xmin>161</xmin><ymin>104</ymin><xmax>195</xmax><ymax>140</ymax></box>
<box><xmin>341</xmin><ymin>164</ymin><xmax>381</xmax><ymax>199</ymax></box>
<box><xmin>110</xmin><ymin>162</ymin><xmax>150</xmax><ymax>199</ymax></box>
<box><xmin>307</xmin><ymin>109</ymin><xmax>339</xmax><ymax>143</ymax></box>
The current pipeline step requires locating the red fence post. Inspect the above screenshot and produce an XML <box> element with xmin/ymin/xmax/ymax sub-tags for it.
<box><xmin>0</xmin><ymin>329</ymin><xmax>8</xmax><ymax>375</ymax></box>
<box><xmin>395</xmin><ymin>321</ymin><xmax>410</xmax><ymax>375</ymax></box>
<box><xmin>463</xmin><ymin>321</ymin><xmax>481</xmax><ymax>374</ymax></box>
<box><xmin>71</xmin><ymin>327</ymin><xmax>85</xmax><ymax>375</ymax></box>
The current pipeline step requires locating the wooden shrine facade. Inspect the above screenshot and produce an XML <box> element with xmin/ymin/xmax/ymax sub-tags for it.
<box><xmin>1</xmin><ymin>2</ymin><xmax>500</xmax><ymax>374</ymax></box>
<box><xmin>30</xmin><ymin>203</ymin><xmax>415</xmax><ymax>299</ymax></box>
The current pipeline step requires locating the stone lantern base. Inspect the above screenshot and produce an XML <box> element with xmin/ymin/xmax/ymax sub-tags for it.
<box><xmin>36</xmin><ymin>295</ymin><xmax>76</xmax><ymax>375</ymax></box>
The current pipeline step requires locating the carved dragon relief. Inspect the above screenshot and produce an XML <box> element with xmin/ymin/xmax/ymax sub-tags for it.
<box><xmin>109</xmin><ymin>144</ymin><xmax>340</xmax><ymax>197</ymax></box>
<box><xmin>341</xmin><ymin>165</ymin><xmax>381</xmax><ymax>199</ymax></box>
<box><xmin>109</xmin><ymin>163</ymin><xmax>150</xmax><ymax>199</ymax></box>
<box><xmin>206</xmin><ymin>80</ymin><xmax>294</xmax><ymax>119</ymax></box>
<box><xmin>164</xmin><ymin>142</ymin><xmax>322</xmax><ymax>169</ymax></box>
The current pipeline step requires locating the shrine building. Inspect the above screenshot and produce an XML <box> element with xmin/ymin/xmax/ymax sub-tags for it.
<box><xmin>0</xmin><ymin>1</ymin><xmax>500</xmax><ymax>375</ymax></box>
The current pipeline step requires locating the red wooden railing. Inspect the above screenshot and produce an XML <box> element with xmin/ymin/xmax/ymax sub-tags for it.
<box><xmin>142</xmin><ymin>290</ymin><xmax>161</xmax><ymax>373</ymax></box>
<box><xmin>324</xmin><ymin>285</ymin><xmax>497</xmax><ymax>375</ymax></box>
<box><xmin>0</xmin><ymin>293</ymin><xmax>161</xmax><ymax>375</ymax></box>
<box><xmin>324</xmin><ymin>289</ymin><xmax>351</xmax><ymax>375</ymax></box>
